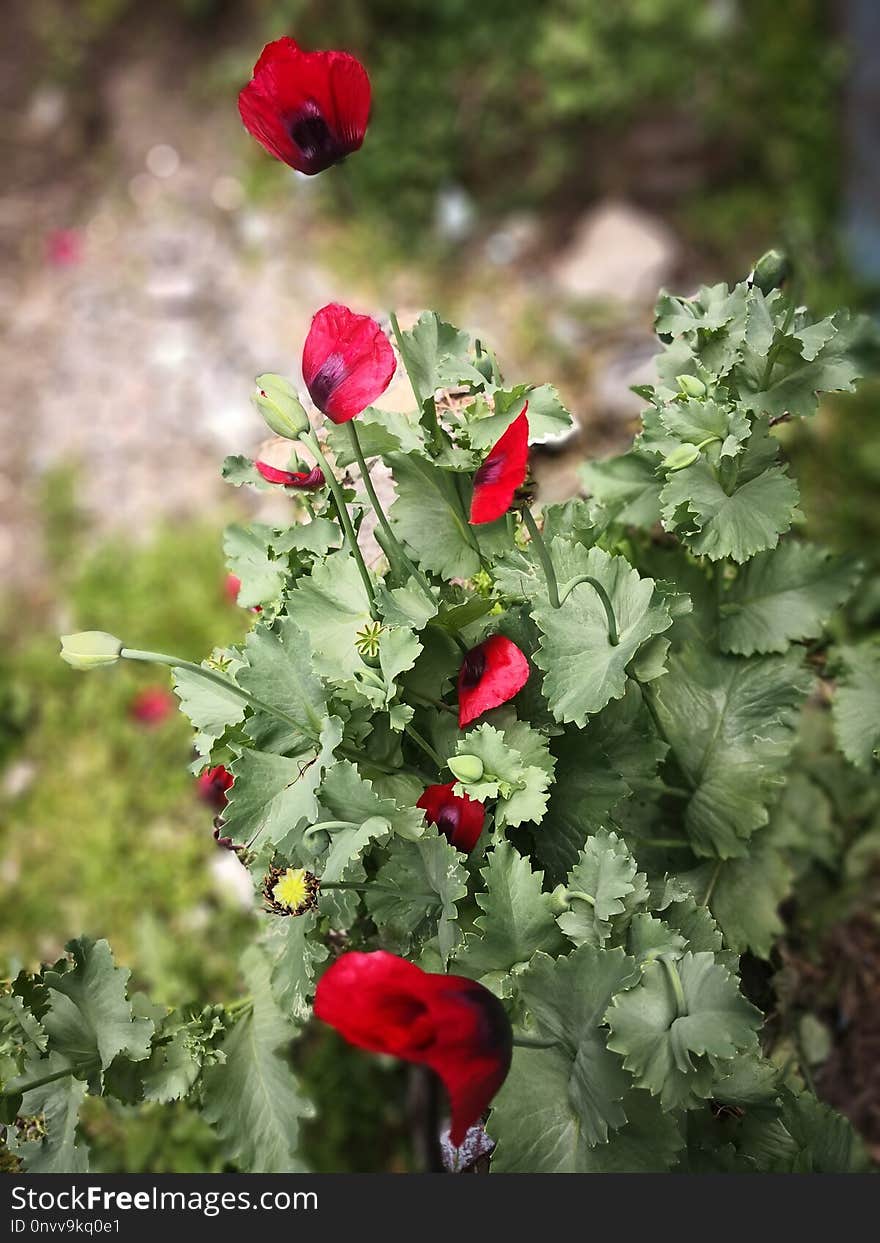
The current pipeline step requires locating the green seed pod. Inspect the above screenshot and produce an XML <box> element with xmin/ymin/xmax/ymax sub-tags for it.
<box><xmin>662</xmin><ymin>443</ymin><xmax>701</xmax><ymax>472</ymax></box>
<box><xmin>676</xmin><ymin>374</ymin><xmax>706</xmax><ymax>398</ymax></box>
<box><xmin>60</xmin><ymin>631</ymin><xmax>123</xmax><ymax>670</ymax></box>
<box><xmin>448</xmin><ymin>754</ymin><xmax>485</xmax><ymax>784</ymax></box>
<box><xmin>252</xmin><ymin>373</ymin><xmax>310</xmax><ymax>439</ymax></box>
<box><xmin>751</xmin><ymin>249</ymin><xmax>791</xmax><ymax>295</ymax></box>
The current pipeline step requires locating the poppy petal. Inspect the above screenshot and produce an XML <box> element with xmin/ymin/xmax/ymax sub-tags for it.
<box><xmin>417</xmin><ymin>782</ymin><xmax>485</xmax><ymax>854</ymax></box>
<box><xmin>469</xmin><ymin>407</ymin><xmax>530</xmax><ymax>525</ymax></box>
<box><xmin>302</xmin><ymin>303</ymin><xmax>396</xmax><ymax>423</ymax></box>
<box><xmin>239</xmin><ymin>38</ymin><xmax>370</xmax><ymax>176</ymax></box>
<box><xmin>196</xmin><ymin>765</ymin><xmax>234</xmax><ymax>812</ymax></box>
<box><xmin>254</xmin><ymin>460</ymin><xmax>325</xmax><ymax>489</ymax></box>
<box><xmin>314</xmin><ymin>951</ymin><xmax>512</xmax><ymax>1145</ymax></box>
<box><xmin>457</xmin><ymin>634</ymin><xmax>529</xmax><ymax>727</ymax></box>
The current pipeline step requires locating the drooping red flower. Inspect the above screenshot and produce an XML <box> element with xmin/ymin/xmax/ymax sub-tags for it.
<box><xmin>302</xmin><ymin>303</ymin><xmax>396</xmax><ymax>424</ymax></box>
<box><xmin>129</xmin><ymin>686</ymin><xmax>176</xmax><ymax>727</ymax></box>
<box><xmin>457</xmin><ymin>635</ymin><xmax>529</xmax><ymax>728</ymax></box>
<box><xmin>255</xmin><ymin>460</ymin><xmax>325</xmax><ymax>489</ymax></box>
<box><xmin>197</xmin><ymin>765</ymin><xmax>234</xmax><ymax>812</ymax></box>
<box><xmin>224</xmin><ymin>573</ymin><xmax>242</xmax><ymax>603</ymax></box>
<box><xmin>238</xmin><ymin>37</ymin><xmax>370</xmax><ymax>176</ymax></box>
<box><xmin>469</xmin><ymin>406</ymin><xmax>530</xmax><ymax>525</ymax></box>
<box><xmin>314</xmin><ymin>951</ymin><xmax>512</xmax><ymax>1144</ymax></box>
<box><xmin>417</xmin><ymin>782</ymin><xmax>485</xmax><ymax>854</ymax></box>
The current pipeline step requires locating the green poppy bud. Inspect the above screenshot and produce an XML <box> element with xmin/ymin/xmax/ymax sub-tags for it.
<box><xmin>252</xmin><ymin>374</ymin><xmax>310</xmax><ymax>439</ymax></box>
<box><xmin>448</xmin><ymin>754</ymin><xmax>484</xmax><ymax>784</ymax></box>
<box><xmin>751</xmin><ymin>249</ymin><xmax>791</xmax><ymax>295</ymax></box>
<box><xmin>675</xmin><ymin>374</ymin><xmax>706</xmax><ymax>398</ymax></box>
<box><xmin>549</xmin><ymin>884</ymin><xmax>571</xmax><ymax>916</ymax></box>
<box><xmin>662</xmin><ymin>443</ymin><xmax>701</xmax><ymax>472</ymax></box>
<box><xmin>60</xmin><ymin>631</ymin><xmax>123</xmax><ymax>670</ymax></box>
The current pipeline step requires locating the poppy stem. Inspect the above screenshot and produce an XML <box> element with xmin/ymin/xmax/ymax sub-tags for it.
<box><xmin>660</xmin><ymin>956</ymin><xmax>687</xmax><ymax>1019</ymax></box>
<box><xmin>557</xmin><ymin>575</ymin><xmax>620</xmax><ymax>646</ymax></box>
<box><xmin>321</xmin><ymin>881</ymin><xmax>436</xmax><ymax>899</ymax></box>
<box><xmin>345</xmin><ymin>420</ymin><xmax>436</xmax><ymax>605</ymax></box>
<box><xmin>520</xmin><ymin>507</ymin><xmax>561</xmax><ymax>609</ymax></box>
<box><xmin>302</xmin><ymin>431</ymin><xmax>377</xmax><ymax>614</ymax></box>
<box><xmin>404</xmin><ymin>723</ymin><xmax>445</xmax><ymax>769</ymax></box>
<box><xmin>409</xmin><ymin>691</ymin><xmax>456</xmax><ymax>715</ymax></box>
<box><xmin>6</xmin><ymin>1065</ymin><xmax>74</xmax><ymax>1096</ymax></box>
<box><xmin>511</xmin><ymin>1035</ymin><xmax>559</xmax><ymax>1051</ymax></box>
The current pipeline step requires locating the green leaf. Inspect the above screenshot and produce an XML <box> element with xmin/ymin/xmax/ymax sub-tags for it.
<box><xmin>202</xmin><ymin>946</ymin><xmax>312</xmax><ymax>1173</ymax></box>
<box><xmin>396</xmin><ymin>312</ymin><xmax>473</xmax><ymax>405</ymax></box>
<box><xmin>832</xmin><ymin>641</ymin><xmax>880</xmax><ymax>769</ymax></box>
<box><xmin>366</xmin><ymin>836</ymin><xmax>468</xmax><ymax>963</ymax></box>
<box><xmin>221</xmin><ymin>454</ymin><xmax>273</xmax><ymax>490</ymax></box>
<box><xmin>454</xmin><ymin>713</ymin><xmax>555</xmax><ymax>829</ymax></box>
<box><xmin>40</xmin><ymin>938</ymin><xmax>153</xmax><ymax>1092</ymax></box>
<box><xmin>286</xmin><ymin>551</ymin><xmax>373</xmax><ymax>684</ymax></box>
<box><xmin>453</xmin><ymin>842</ymin><xmax>565</xmax><ymax>981</ymax></box>
<box><xmin>388</xmin><ymin>453</ymin><xmax>505</xmax><ymax>580</ymax></box>
<box><xmin>649</xmin><ymin>643</ymin><xmax>810</xmax><ymax>857</ymax></box>
<box><xmin>533</xmin><ymin>541</ymin><xmax>673</xmax><ymax>724</ymax></box>
<box><xmin>719</xmin><ymin>542</ymin><xmax>860</xmax><ymax>655</ymax></box>
<box><xmin>265</xmin><ymin>911</ymin><xmax>329</xmax><ymax>1022</ymax></box>
<box><xmin>173</xmin><ymin>658</ymin><xmax>247</xmax><ymax>752</ymax></box>
<box><xmin>271</xmin><ymin>517</ymin><xmax>342</xmax><ymax>557</ymax></box>
<box><xmin>557</xmin><ymin>831</ymin><xmax>641</xmax><ymax>948</ymax></box>
<box><xmin>223</xmin><ymin>717</ymin><xmax>343</xmax><ymax>851</ymax></box>
<box><xmin>224</xmin><ymin>523</ymin><xmax>285</xmax><ymax>608</ymax></box>
<box><xmin>326</xmin><ymin>407</ymin><xmax>426</xmax><ymax>465</ymax></box>
<box><xmin>466</xmin><ymin>383</ymin><xmax>572</xmax><ymax>449</ymax></box>
<box><xmin>237</xmin><ymin>618</ymin><xmax>326</xmax><ymax>750</ymax></box>
<box><xmin>606</xmin><ymin>951</ymin><xmax>761</xmax><ymax>1110</ymax></box>
<box><xmin>680</xmin><ymin>843</ymin><xmax>793</xmax><ymax>958</ymax></box>
<box><xmin>736</xmin><ymin>311</ymin><xmax>860</xmax><ymax>420</ymax></box>
<box><xmin>656</xmin><ymin>397</ymin><xmax>751</xmax><ymax>460</ymax></box>
<box><xmin>537</xmin><ymin>685</ymin><xmax>666</xmax><ymax>878</ymax></box>
<box><xmin>318</xmin><ymin>759</ymin><xmax>424</xmax><ymax>843</ymax></box>
<box><xmin>655</xmin><ymin>281</ymin><xmax>749</xmax><ymax>377</ymax></box>
<box><xmin>660</xmin><ymin>426</ymin><xmax>800</xmax><ymax>563</ymax></box>
<box><xmin>7</xmin><ymin>1053</ymin><xmax>89</xmax><ymax>1172</ymax></box>
<box><xmin>580</xmin><ymin>452</ymin><xmax>663</xmax><ymax>527</ymax></box>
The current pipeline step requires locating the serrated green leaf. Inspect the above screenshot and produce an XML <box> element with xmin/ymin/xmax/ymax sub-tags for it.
<box><xmin>201</xmin><ymin>946</ymin><xmax>312</xmax><ymax>1172</ymax></box>
<box><xmin>680</xmin><ymin>842</ymin><xmax>793</xmax><ymax>958</ymax></box>
<box><xmin>396</xmin><ymin>312</ymin><xmax>473</xmax><ymax>406</ymax></box>
<box><xmin>224</xmin><ymin>523</ymin><xmax>285</xmax><ymax>608</ymax></box>
<box><xmin>366</xmin><ymin>836</ymin><xmax>468</xmax><ymax>963</ymax></box>
<box><xmin>265</xmin><ymin>910</ymin><xmax>328</xmax><ymax>1022</ymax></box>
<box><xmin>534</xmin><ymin>541</ymin><xmax>673</xmax><ymax>724</ymax></box>
<box><xmin>832</xmin><ymin>641</ymin><xmax>880</xmax><ymax>769</ymax></box>
<box><xmin>466</xmin><ymin>383</ymin><xmax>572</xmax><ymax>449</ymax></box>
<box><xmin>40</xmin><ymin>939</ymin><xmax>153</xmax><ymax>1092</ymax></box>
<box><xmin>580</xmin><ymin>452</ymin><xmax>663</xmax><ymax>527</ymax></box>
<box><xmin>719</xmin><ymin>542</ymin><xmax>860</xmax><ymax>655</ymax></box>
<box><xmin>388</xmin><ymin>453</ymin><xmax>506</xmax><ymax>580</ymax></box>
<box><xmin>736</xmin><ymin>311</ymin><xmax>860</xmax><ymax>420</ymax></box>
<box><xmin>557</xmin><ymin>831</ymin><xmax>640</xmax><ymax>947</ymax></box>
<box><xmin>606</xmin><ymin>951</ymin><xmax>761</xmax><ymax>1110</ymax></box>
<box><xmin>453</xmin><ymin>842</ymin><xmax>564</xmax><ymax>979</ymax></box>
<box><xmin>326</xmin><ymin>407</ymin><xmax>426</xmax><ymax>465</ymax></box>
<box><xmin>7</xmin><ymin>1052</ymin><xmax>89</xmax><ymax>1172</ymax></box>
<box><xmin>237</xmin><ymin>618</ymin><xmax>326</xmax><ymax>751</ymax></box>
<box><xmin>286</xmin><ymin>551</ymin><xmax>373</xmax><ymax>683</ymax></box>
<box><xmin>649</xmin><ymin>643</ymin><xmax>810</xmax><ymax>857</ymax></box>
<box><xmin>454</xmin><ymin>714</ymin><xmax>555</xmax><ymax>829</ymax></box>
<box><xmin>173</xmin><ymin>660</ymin><xmax>247</xmax><ymax>750</ymax></box>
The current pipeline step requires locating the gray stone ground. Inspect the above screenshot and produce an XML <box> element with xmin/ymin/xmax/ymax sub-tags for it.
<box><xmin>1</xmin><ymin>55</ymin><xmax>678</xmax><ymax>594</ymax></box>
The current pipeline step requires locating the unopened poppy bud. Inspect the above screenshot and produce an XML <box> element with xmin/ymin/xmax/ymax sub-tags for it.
<box><xmin>60</xmin><ymin>631</ymin><xmax>123</xmax><ymax>670</ymax></box>
<box><xmin>549</xmin><ymin>884</ymin><xmax>571</xmax><ymax>916</ymax></box>
<box><xmin>253</xmin><ymin>374</ymin><xmax>310</xmax><ymax>439</ymax></box>
<box><xmin>751</xmin><ymin>249</ymin><xmax>791</xmax><ymax>295</ymax></box>
<box><xmin>662</xmin><ymin>443</ymin><xmax>701</xmax><ymax>472</ymax></box>
<box><xmin>448</xmin><ymin>754</ymin><xmax>484</xmax><ymax>784</ymax></box>
<box><xmin>676</xmin><ymin>375</ymin><xmax>706</xmax><ymax>398</ymax></box>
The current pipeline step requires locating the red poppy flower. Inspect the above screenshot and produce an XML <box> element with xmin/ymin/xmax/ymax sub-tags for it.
<box><xmin>254</xmin><ymin>460</ymin><xmax>325</xmax><ymax>489</ymax></box>
<box><xmin>469</xmin><ymin>406</ymin><xmax>530</xmax><ymax>525</ymax></box>
<box><xmin>129</xmin><ymin>686</ymin><xmax>175</xmax><ymax>727</ymax></box>
<box><xmin>197</xmin><ymin>765</ymin><xmax>234</xmax><ymax>812</ymax></box>
<box><xmin>238</xmin><ymin>37</ymin><xmax>370</xmax><ymax>176</ymax></box>
<box><xmin>417</xmin><ymin>782</ymin><xmax>485</xmax><ymax>853</ymax></box>
<box><xmin>225</xmin><ymin>573</ymin><xmax>242</xmax><ymax>603</ymax></box>
<box><xmin>302</xmin><ymin>303</ymin><xmax>396</xmax><ymax>424</ymax></box>
<box><xmin>457</xmin><ymin>635</ymin><xmax>529</xmax><ymax>728</ymax></box>
<box><xmin>314</xmin><ymin>951</ymin><xmax>512</xmax><ymax>1144</ymax></box>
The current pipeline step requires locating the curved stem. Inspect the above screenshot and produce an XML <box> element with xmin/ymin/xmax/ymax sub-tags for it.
<box><xmin>511</xmin><ymin>1035</ymin><xmax>559</xmax><ymax>1051</ymax></box>
<box><xmin>661</xmin><ymin>956</ymin><xmax>687</xmax><ymax>1019</ymax></box>
<box><xmin>701</xmin><ymin>860</ymin><xmax>723</xmax><ymax>908</ymax></box>
<box><xmin>565</xmin><ymin>889</ymin><xmax>596</xmax><ymax>907</ymax></box>
<box><xmin>520</xmin><ymin>508</ymin><xmax>560</xmax><ymax>609</ymax></box>
<box><xmin>303</xmin><ymin>431</ymin><xmax>376</xmax><ymax>614</ymax></box>
<box><xmin>346</xmin><ymin>420</ymin><xmax>435</xmax><ymax>604</ymax></box>
<box><xmin>404</xmin><ymin>723</ymin><xmax>444</xmax><ymax>769</ymax></box>
<box><xmin>302</xmin><ymin>820</ymin><xmax>358</xmax><ymax>843</ymax></box>
<box><xmin>6</xmin><ymin>1066</ymin><xmax>73</xmax><ymax>1096</ymax></box>
<box><xmin>557</xmin><ymin>575</ymin><xmax>620</xmax><ymax>645</ymax></box>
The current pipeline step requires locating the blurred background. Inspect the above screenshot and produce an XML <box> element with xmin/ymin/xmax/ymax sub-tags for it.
<box><xmin>1</xmin><ymin>0</ymin><xmax>879</xmax><ymax>1171</ymax></box>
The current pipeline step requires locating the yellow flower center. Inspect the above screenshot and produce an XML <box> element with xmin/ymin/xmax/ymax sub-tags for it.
<box><xmin>272</xmin><ymin>867</ymin><xmax>310</xmax><ymax>912</ymax></box>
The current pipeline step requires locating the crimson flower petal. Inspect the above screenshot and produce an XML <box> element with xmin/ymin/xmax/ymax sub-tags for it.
<box><xmin>129</xmin><ymin>687</ymin><xmax>175</xmax><ymax>727</ymax></box>
<box><xmin>457</xmin><ymin>634</ymin><xmax>529</xmax><ymax>728</ymax></box>
<box><xmin>255</xmin><ymin>460</ymin><xmax>325</xmax><ymax>489</ymax></box>
<box><xmin>314</xmin><ymin>951</ymin><xmax>512</xmax><ymax>1145</ymax></box>
<box><xmin>469</xmin><ymin>407</ymin><xmax>530</xmax><ymax>525</ymax></box>
<box><xmin>196</xmin><ymin>765</ymin><xmax>234</xmax><ymax>812</ymax></box>
<box><xmin>302</xmin><ymin>303</ymin><xmax>396</xmax><ymax>423</ymax></box>
<box><xmin>239</xmin><ymin>37</ymin><xmax>370</xmax><ymax>175</ymax></box>
<box><xmin>417</xmin><ymin>782</ymin><xmax>485</xmax><ymax>854</ymax></box>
